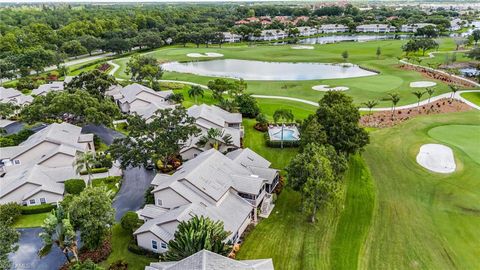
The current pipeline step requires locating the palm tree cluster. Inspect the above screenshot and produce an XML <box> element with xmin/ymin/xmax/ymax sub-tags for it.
<box><xmin>273</xmin><ymin>109</ymin><xmax>295</xmax><ymax>149</ymax></box>
<box><xmin>196</xmin><ymin>128</ymin><xmax>233</xmax><ymax>151</ymax></box>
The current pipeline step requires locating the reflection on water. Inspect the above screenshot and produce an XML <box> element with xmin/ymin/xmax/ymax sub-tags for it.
<box><xmin>162</xmin><ymin>59</ymin><xmax>377</xmax><ymax>81</ymax></box>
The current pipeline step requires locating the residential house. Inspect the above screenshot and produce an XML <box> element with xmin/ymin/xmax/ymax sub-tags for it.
<box><xmin>106</xmin><ymin>83</ymin><xmax>175</xmax><ymax>121</ymax></box>
<box><xmin>0</xmin><ymin>87</ymin><xmax>33</xmax><ymax>107</ymax></box>
<box><xmin>32</xmin><ymin>81</ymin><xmax>65</xmax><ymax>96</ymax></box>
<box><xmin>319</xmin><ymin>24</ymin><xmax>349</xmax><ymax>33</ymax></box>
<box><xmin>273</xmin><ymin>16</ymin><xmax>292</xmax><ymax>25</ymax></box>
<box><xmin>134</xmin><ymin>148</ymin><xmax>279</xmax><ymax>253</ymax></box>
<box><xmin>356</xmin><ymin>24</ymin><xmax>397</xmax><ymax>33</ymax></box>
<box><xmin>293</xmin><ymin>16</ymin><xmax>309</xmax><ymax>25</ymax></box>
<box><xmin>400</xmin><ymin>23</ymin><xmax>436</xmax><ymax>32</ymax></box>
<box><xmin>181</xmin><ymin>104</ymin><xmax>243</xmax><ymax>160</ymax></box>
<box><xmin>0</xmin><ymin>123</ymin><xmax>94</xmax><ymax>205</ymax></box>
<box><xmin>450</xmin><ymin>18</ymin><xmax>465</xmax><ymax>31</ymax></box>
<box><xmin>254</xmin><ymin>29</ymin><xmax>287</xmax><ymax>41</ymax></box>
<box><xmin>145</xmin><ymin>249</ymin><xmax>274</xmax><ymax>270</ymax></box>
<box><xmin>296</xmin><ymin>26</ymin><xmax>317</xmax><ymax>36</ymax></box>
<box><xmin>222</xmin><ymin>32</ymin><xmax>241</xmax><ymax>43</ymax></box>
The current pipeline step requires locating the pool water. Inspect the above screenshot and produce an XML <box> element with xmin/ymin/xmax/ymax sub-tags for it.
<box><xmin>161</xmin><ymin>59</ymin><xmax>377</xmax><ymax>81</ymax></box>
<box><xmin>268</xmin><ymin>126</ymin><xmax>300</xmax><ymax>141</ymax></box>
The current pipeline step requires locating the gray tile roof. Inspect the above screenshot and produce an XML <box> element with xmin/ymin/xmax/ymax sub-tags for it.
<box><xmin>32</xmin><ymin>81</ymin><xmax>64</xmax><ymax>96</ymax></box>
<box><xmin>187</xmin><ymin>104</ymin><xmax>242</xmax><ymax>128</ymax></box>
<box><xmin>146</xmin><ymin>250</ymin><xmax>274</xmax><ymax>270</ymax></box>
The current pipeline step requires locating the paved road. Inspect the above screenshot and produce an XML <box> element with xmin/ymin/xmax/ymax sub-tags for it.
<box><xmin>81</xmin><ymin>124</ymin><xmax>156</xmax><ymax>221</ymax></box>
<box><xmin>8</xmin><ymin>228</ymin><xmax>67</xmax><ymax>270</ymax></box>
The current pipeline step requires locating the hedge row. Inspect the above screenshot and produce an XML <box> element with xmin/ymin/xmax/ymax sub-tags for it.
<box><xmin>79</xmin><ymin>167</ymin><xmax>109</xmax><ymax>175</ymax></box>
<box><xmin>21</xmin><ymin>204</ymin><xmax>56</xmax><ymax>214</ymax></box>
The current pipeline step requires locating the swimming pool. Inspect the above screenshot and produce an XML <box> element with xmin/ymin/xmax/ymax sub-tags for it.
<box><xmin>268</xmin><ymin>126</ymin><xmax>300</xmax><ymax>141</ymax></box>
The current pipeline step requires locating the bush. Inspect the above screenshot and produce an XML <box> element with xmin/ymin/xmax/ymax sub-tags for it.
<box><xmin>0</xmin><ymin>202</ymin><xmax>21</xmax><ymax>224</ymax></box>
<box><xmin>108</xmin><ymin>260</ymin><xmax>128</xmax><ymax>270</ymax></box>
<box><xmin>127</xmin><ymin>239</ymin><xmax>158</xmax><ymax>258</ymax></box>
<box><xmin>69</xmin><ymin>259</ymin><xmax>104</xmax><ymax>270</ymax></box>
<box><xmin>235</xmin><ymin>94</ymin><xmax>260</xmax><ymax>118</ymax></box>
<box><xmin>144</xmin><ymin>186</ymin><xmax>154</xmax><ymax>205</ymax></box>
<box><xmin>79</xmin><ymin>167</ymin><xmax>109</xmax><ymax>175</ymax></box>
<box><xmin>64</xmin><ymin>179</ymin><xmax>86</xmax><ymax>195</ymax></box>
<box><xmin>94</xmin><ymin>153</ymin><xmax>113</xmax><ymax>169</ymax></box>
<box><xmin>21</xmin><ymin>204</ymin><xmax>56</xmax><ymax>214</ymax></box>
<box><xmin>121</xmin><ymin>211</ymin><xmax>141</xmax><ymax>233</ymax></box>
<box><xmin>0</xmin><ymin>129</ymin><xmax>35</xmax><ymax>147</ymax></box>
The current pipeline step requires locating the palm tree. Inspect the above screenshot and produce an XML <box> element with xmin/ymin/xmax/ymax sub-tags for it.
<box><xmin>74</xmin><ymin>152</ymin><xmax>96</xmax><ymax>185</ymax></box>
<box><xmin>196</xmin><ymin>128</ymin><xmax>233</xmax><ymax>151</ymax></box>
<box><xmin>362</xmin><ymin>100</ymin><xmax>378</xmax><ymax>123</ymax></box>
<box><xmin>448</xmin><ymin>85</ymin><xmax>459</xmax><ymax>101</ymax></box>
<box><xmin>160</xmin><ymin>215</ymin><xmax>230</xmax><ymax>261</ymax></box>
<box><xmin>425</xmin><ymin>87</ymin><xmax>435</xmax><ymax>103</ymax></box>
<box><xmin>188</xmin><ymin>85</ymin><xmax>204</xmax><ymax>104</ymax></box>
<box><xmin>388</xmin><ymin>93</ymin><xmax>401</xmax><ymax>119</ymax></box>
<box><xmin>273</xmin><ymin>109</ymin><xmax>295</xmax><ymax>148</ymax></box>
<box><xmin>412</xmin><ymin>90</ymin><xmax>425</xmax><ymax>111</ymax></box>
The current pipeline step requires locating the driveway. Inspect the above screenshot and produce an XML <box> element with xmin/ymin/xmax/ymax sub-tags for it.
<box><xmin>8</xmin><ymin>228</ymin><xmax>67</xmax><ymax>270</ymax></box>
<box><xmin>81</xmin><ymin>124</ymin><xmax>156</xmax><ymax>221</ymax></box>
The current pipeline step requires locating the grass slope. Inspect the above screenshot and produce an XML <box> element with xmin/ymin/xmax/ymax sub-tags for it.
<box><xmin>362</xmin><ymin>111</ymin><xmax>480</xmax><ymax>269</ymax></box>
<box><xmin>461</xmin><ymin>92</ymin><xmax>480</xmax><ymax>106</ymax></box>
<box><xmin>13</xmin><ymin>213</ymin><xmax>49</xmax><ymax>228</ymax></box>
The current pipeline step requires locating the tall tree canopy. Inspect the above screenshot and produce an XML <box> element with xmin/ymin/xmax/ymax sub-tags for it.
<box><xmin>126</xmin><ymin>54</ymin><xmax>163</xmax><ymax>85</ymax></box>
<box><xmin>109</xmin><ymin>107</ymin><xmax>200</xmax><ymax>169</ymax></box>
<box><xmin>66</xmin><ymin>70</ymin><xmax>116</xmax><ymax>99</ymax></box>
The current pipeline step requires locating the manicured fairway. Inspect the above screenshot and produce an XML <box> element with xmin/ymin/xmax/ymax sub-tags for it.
<box><xmin>428</xmin><ymin>124</ymin><xmax>480</xmax><ymax>164</ymax></box>
<box><xmin>112</xmin><ymin>38</ymin><xmax>467</xmax><ymax>107</ymax></box>
<box><xmin>363</xmin><ymin>111</ymin><xmax>480</xmax><ymax>269</ymax></box>
<box><xmin>461</xmin><ymin>92</ymin><xmax>480</xmax><ymax>106</ymax></box>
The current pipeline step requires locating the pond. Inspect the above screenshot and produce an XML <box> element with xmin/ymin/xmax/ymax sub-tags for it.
<box><xmin>459</xmin><ymin>68</ymin><xmax>479</xmax><ymax>77</ymax></box>
<box><xmin>161</xmin><ymin>59</ymin><xmax>377</xmax><ymax>81</ymax></box>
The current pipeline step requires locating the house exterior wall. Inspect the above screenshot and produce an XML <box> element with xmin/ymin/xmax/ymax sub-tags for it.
<box><xmin>136</xmin><ymin>232</ymin><xmax>168</xmax><ymax>253</ymax></box>
<box><xmin>0</xmin><ymin>183</ymin><xmax>39</xmax><ymax>204</ymax></box>
<box><xmin>153</xmin><ymin>188</ymin><xmax>190</xmax><ymax>209</ymax></box>
<box><xmin>25</xmin><ymin>191</ymin><xmax>63</xmax><ymax>205</ymax></box>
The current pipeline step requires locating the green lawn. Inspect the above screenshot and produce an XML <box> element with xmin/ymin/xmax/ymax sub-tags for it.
<box><xmin>13</xmin><ymin>213</ymin><xmax>49</xmax><ymax>228</ymax></box>
<box><xmin>428</xmin><ymin>124</ymin><xmax>480</xmax><ymax>164</ymax></box>
<box><xmin>100</xmin><ymin>224</ymin><xmax>156</xmax><ymax>270</ymax></box>
<box><xmin>112</xmin><ymin>38</ymin><xmax>471</xmax><ymax>107</ymax></box>
<box><xmin>461</xmin><ymin>92</ymin><xmax>480</xmax><ymax>106</ymax></box>
<box><xmin>362</xmin><ymin>111</ymin><xmax>480</xmax><ymax>269</ymax></box>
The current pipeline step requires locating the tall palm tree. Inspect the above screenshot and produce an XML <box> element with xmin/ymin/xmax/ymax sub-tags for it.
<box><xmin>448</xmin><ymin>85</ymin><xmax>459</xmax><ymax>101</ymax></box>
<box><xmin>388</xmin><ymin>93</ymin><xmax>401</xmax><ymax>119</ymax></box>
<box><xmin>362</xmin><ymin>100</ymin><xmax>378</xmax><ymax>123</ymax></box>
<box><xmin>273</xmin><ymin>109</ymin><xmax>295</xmax><ymax>148</ymax></box>
<box><xmin>74</xmin><ymin>152</ymin><xmax>96</xmax><ymax>185</ymax></box>
<box><xmin>412</xmin><ymin>90</ymin><xmax>425</xmax><ymax>111</ymax></box>
<box><xmin>188</xmin><ymin>85</ymin><xmax>204</xmax><ymax>104</ymax></box>
<box><xmin>425</xmin><ymin>87</ymin><xmax>435</xmax><ymax>103</ymax></box>
<box><xmin>196</xmin><ymin>128</ymin><xmax>233</xmax><ymax>151</ymax></box>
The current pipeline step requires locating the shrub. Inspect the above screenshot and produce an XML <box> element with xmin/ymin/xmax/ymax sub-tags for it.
<box><xmin>108</xmin><ymin>260</ymin><xmax>128</xmax><ymax>270</ymax></box>
<box><xmin>95</xmin><ymin>153</ymin><xmax>113</xmax><ymax>169</ymax></box>
<box><xmin>64</xmin><ymin>179</ymin><xmax>86</xmax><ymax>195</ymax></box>
<box><xmin>144</xmin><ymin>186</ymin><xmax>154</xmax><ymax>205</ymax></box>
<box><xmin>80</xmin><ymin>167</ymin><xmax>109</xmax><ymax>175</ymax></box>
<box><xmin>0</xmin><ymin>202</ymin><xmax>21</xmax><ymax>224</ymax></box>
<box><xmin>273</xmin><ymin>175</ymin><xmax>286</xmax><ymax>195</ymax></box>
<box><xmin>127</xmin><ymin>239</ymin><xmax>158</xmax><ymax>258</ymax></box>
<box><xmin>21</xmin><ymin>204</ymin><xmax>56</xmax><ymax>214</ymax></box>
<box><xmin>69</xmin><ymin>259</ymin><xmax>104</xmax><ymax>270</ymax></box>
<box><xmin>235</xmin><ymin>94</ymin><xmax>260</xmax><ymax>118</ymax></box>
<box><xmin>121</xmin><ymin>211</ymin><xmax>141</xmax><ymax>233</ymax></box>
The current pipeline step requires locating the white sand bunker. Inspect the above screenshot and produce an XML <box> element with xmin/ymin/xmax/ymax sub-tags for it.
<box><xmin>312</xmin><ymin>85</ymin><xmax>349</xmax><ymax>91</ymax></box>
<box><xmin>416</xmin><ymin>144</ymin><xmax>456</xmax><ymax>173</ymax></box>
<box><xmin>410</xmin><ymin>81</ymin><xmax>437</xmax><ymax>88</ymax></box>
<box><xmin>186</xmin><ymin>52</ymin><xmax>224</xmax><ymax>58</ymax></box>
<box><xmin>291</xmin><ymin>45</ymin><xmax>314</xmax><ymax>50</ymax></box>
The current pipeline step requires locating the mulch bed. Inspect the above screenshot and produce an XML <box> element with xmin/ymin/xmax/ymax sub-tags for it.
<box><xmin>400</xmin><ymin>64</ymin><xmax>477</xmax><ymax>87</ymax></box>
<box><xmin>360</xmin><ymin>98</ymin><xmax>472</xmax><ymax>128</ymax></box>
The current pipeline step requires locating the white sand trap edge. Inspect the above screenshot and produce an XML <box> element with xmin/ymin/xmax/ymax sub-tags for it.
<box><xmin>416</xmin><ymin>143</ymin><xmax>456</xmax><ymax>173</ymax></box>
<box><xmin>410</xmin><ymin>81</ymin><xmax>437</xmax><ymax>88</ymax></box>
<box><xmin>291</xmin><ymin>45</ymin><xmax>314</xmax><ymax>50</ymax></box>
<box><xmin>186</xmin><ymin>52</ymin><xmax>224</xmax><ymax>58</ymax></box>
<box><xmin>312</xmin><ymin>85</ymin><xmax>349</xmax><ymax>91</ymax></box>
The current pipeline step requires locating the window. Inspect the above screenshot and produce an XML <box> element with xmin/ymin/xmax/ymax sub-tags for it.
<box><xmin>40</xmin><ymin>198</ymin><xmax>46</xmax><ymax>204</ymax></box>
<box><xmin>151</xmin><ymin>240</ymin><xmax>158</xmax><ymax>250</ymax></box>
<box><xmin>157</xmin><ymin>199</ymin><xmax>163</xmax><ymax>206</ymax></box>
<box><xmin>29</xmin><ymin>199</ymin><xmax>36</xmax><ymax>205</ymax></box>
<box><xmin>161</xmin><ymin>242</ymin><xmax>167</xmax><ymax>249</ymax></box>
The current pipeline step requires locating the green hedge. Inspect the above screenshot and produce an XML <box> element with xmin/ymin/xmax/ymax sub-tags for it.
<box><xmin>65</xmin><ymin>179</ymin><xmax>86</xmax><ymax>195</ymax></box>
<box><xmin>21</xmin><ymin>204</ymin><xmax>56</xmax><ymax>214</ymax></box>
<box><xmin>0</xmin><ymin>202</ymin><xmax>22</xmax><ymax>224</ymax></box>
<box><xmin>79</xmin><ymin>167</ymin><xmax>109</xmax><ymax>175</ymax></box>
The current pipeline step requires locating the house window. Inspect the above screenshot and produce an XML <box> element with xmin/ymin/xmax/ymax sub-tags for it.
<box><xmin>40</xmin><ymin>198</ymin><xmax>46</xmax><ymax>204</ymax></box>
<box><xmin>157</xmin><ymin>199</ymin><xmax>163</xmax><ymax>206</ymax></box>
<box><xmin>161</xmin><ymin>242</ymin><xmax>167</xmax><ymax>249</ymax></box>
<box><xmin>151</xmin><ymin>240</ymin><xmax>158</xmax><ymax>250</ymax></box>
<box><xmin>29</xmin><ymin>199</ymin><xmax>36</xmax><ymax>205</ymax></box>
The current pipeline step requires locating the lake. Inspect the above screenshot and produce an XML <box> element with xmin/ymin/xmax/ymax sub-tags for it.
<box><xmin>161</xmin><ymin>59</ymin><xmax>377</xmax><ymax>81</ymax></box>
